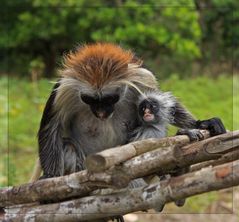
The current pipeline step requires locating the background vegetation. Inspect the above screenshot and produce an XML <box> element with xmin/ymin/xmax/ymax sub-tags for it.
<box><xmin>1</xmin><ymin>0</ymin><xmax>238</xmax><ymax>77</ymax></box>
<box><xmin>0</xmin><ymin>0</ymin><xmax>238</xmax><ymax>216</ymax></box>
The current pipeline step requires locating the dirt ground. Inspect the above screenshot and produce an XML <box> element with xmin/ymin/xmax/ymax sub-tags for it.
<box><xmin>124</xmin><ymin>187</ymin><xmax>239</xmax><ymax>222</ymax></box>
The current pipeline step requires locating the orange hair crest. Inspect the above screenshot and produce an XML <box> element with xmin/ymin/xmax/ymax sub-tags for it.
<box><xmin>62</xmin><ymin>43</ymin><xmax>142</xmax><ymax>88</ymax></box>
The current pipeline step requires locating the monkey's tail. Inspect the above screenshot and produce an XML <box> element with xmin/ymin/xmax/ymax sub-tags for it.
<box><xmin>29</xmin><ymin>158</ymin><xmax>42</xmax><ymax>182</ymax></box>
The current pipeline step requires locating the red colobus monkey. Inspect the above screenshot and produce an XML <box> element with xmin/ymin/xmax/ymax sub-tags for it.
<box><xmin>37</xmin><ymin>43</ymin><xmax>226</xmax><ymax>179</ymax></box>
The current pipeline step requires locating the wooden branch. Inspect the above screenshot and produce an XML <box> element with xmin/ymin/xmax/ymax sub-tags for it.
<box><xmin>190</xmin><ymin>147</ymin><xmax>239</xmax><ymax>172</ymax></box>
<box><xmin>0</xmin><ymin>169</ymin><xmax>130</xmax><ymax>208</ymax></box>
<box><xmin>1</xmin><ymin>131</ymin><xmax>238</xmax><ymax>208</ymax></box>
<box><xmin>85</xmin><ymin>130</ymin><xmax>210</xmax><ymax>172</ymax></box>
<box><xmin>5</xmin><ymin>160</ymin><xmax>239</xmax><ymax>222</ymax></box>
<box><xmin>121</xmin><ymin>130</ymin><xmax>239</xmax><ymax>178</ymax></box>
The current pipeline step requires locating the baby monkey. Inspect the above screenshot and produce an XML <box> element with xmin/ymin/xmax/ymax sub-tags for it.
<box><xmin>130</xmin><ymin>90</ymin><xmax>204</xmax><ymax>142</ymax></box>
<box><xmin>129</xmin><ymin>90</ymin><xmax>203</xmax><ymax>211</ymax></box>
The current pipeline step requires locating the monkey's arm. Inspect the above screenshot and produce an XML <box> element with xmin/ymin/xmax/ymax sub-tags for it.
<box><xmin>38</xmin><ymin>82</ymin><xmax>64</xmax><ymax>178</ymax></box>
<box><xmin>171</xmin><ymin>102</ymin><xmax>226</xmax><ymax>136</ymax></box>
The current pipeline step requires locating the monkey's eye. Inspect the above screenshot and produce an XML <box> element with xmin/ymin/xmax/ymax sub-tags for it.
<box><xmin>102</xmin><ymin>94</ymin><xmax>120</xmax><ymax>104</ymax></box>
<box><xmin>81</xmin><ymin>94</ymin><xmax>96</xmax><ymax>105</ymax></box>
<box><xmin>151</xmin><ymin>102</ymin><xmax>159</xmax><ymax>109</ymax></box>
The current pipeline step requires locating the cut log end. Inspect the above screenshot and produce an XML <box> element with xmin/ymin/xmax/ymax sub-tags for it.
<box><xmin>85</xmin><ymin>154</ymin><xmax>107</xmax><ymax>172</ymax></box>
<box><xmin>111</xmin><ymin>171</ymin><xmax>131</xmax><ymax>188</ymax></box>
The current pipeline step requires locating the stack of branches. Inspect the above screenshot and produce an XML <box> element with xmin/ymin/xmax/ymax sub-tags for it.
<box><xmin>1</xmin><ymin>130</ymin><xmax>239</xmax><ymax>222</ymax></box>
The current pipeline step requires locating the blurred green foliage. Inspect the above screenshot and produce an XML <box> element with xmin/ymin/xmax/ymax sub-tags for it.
<box><xmin>1</xmin><ymin>0</ymin><xmax>238</xmax><ymax>77</ymax></box>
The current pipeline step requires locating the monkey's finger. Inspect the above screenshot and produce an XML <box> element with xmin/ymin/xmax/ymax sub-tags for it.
<box><xmin>190</xmin><ymin>129</ymin><xmax>204</xmax><ymax>141</ymax></box>
<box><xmin>197</xmin><ymin>131</ymin><xmax>204</xmax><ymax>140</ymax></box>
<box><xmin>188</xmin><ymin>130</ymin><xmax>200</xmax><ymax>141</ymax></box>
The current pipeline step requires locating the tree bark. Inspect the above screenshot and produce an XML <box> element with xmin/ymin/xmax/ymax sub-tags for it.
<box><xmin>4</xmin><ymin>160</ymin><xmax>239</xmax><ymax>222</ymax></box>
<box><xmin>43</xmin><ymin>41</ymin><xmax>56</xmax><ymax>78</ymax></box>
<box><xmin>121</xmin><ymin>130</ymin><xmax>239</xmax><ymax>178</ymax></box>
<box><xmin>0</xmin><ymin>169</ymin><xmax>130</xmax><ymax>208</ymax></box>
<box><xmin>190</xmin><ymin>148</ymin><xmax>239</xmax><ymax>172</ymax></box>
<box><xmin>0</xmin><ymin>131</ymin><xmax>238</xmax><ymax>208</ymax></box>
<box><xmin>85</xmin><ymin>130</ymin><xmax>210</xmax><ymax>172</ymax></box>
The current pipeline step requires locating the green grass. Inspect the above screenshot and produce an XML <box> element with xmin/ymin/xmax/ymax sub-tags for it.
<box><xmin>0</xmin><ymin>77</ymin><xmax>53</xmax><ymax>186</ymax></box>
<box><xmin>0</xmin><ymin>74</ymin><xmax>237</xmax><ymax>213</ymax></box>
<box><xmin>160</xmin><ymin>74</ymin><xmax>234</xmax><ymax>133</ymax></box>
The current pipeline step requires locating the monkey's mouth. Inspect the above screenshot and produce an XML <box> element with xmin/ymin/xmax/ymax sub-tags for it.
<box><xmin>96</xmin><ymin>112</ymin><xmax>107</xmax><ymax>120</ymax></box>
<box><xmin>143</xmin><ymin>113</ymin><xmax>155</xmax><ymax>122</ymax></box>
<box><xmin>95</xmin><ymin>111</ymin><xmax>113</xmax><ymax>121</ymax></box>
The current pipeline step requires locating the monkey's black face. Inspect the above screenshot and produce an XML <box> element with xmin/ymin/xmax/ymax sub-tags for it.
<box><xmin>138</xmin><ymin>98</ymin><xmax>160</xmax><ymax>124</ymax></box>
<box><xmin>81</xmin><ymin>93</ymin><xmax>120</xmax><ymax>120</ymax></box>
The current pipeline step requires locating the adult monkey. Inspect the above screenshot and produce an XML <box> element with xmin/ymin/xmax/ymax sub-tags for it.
<box><xmin>36</xmin><ymin>43</ymin><xmax>225</xmax><ymax>218</ymax></box>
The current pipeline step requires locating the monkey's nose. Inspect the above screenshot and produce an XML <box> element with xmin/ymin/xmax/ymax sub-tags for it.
<box><xmin>144</xmin><ymin>108</ymin><xmax>151</xmax><ymax>114</ymax></box>
<box><xmin>97</xmin><ymin>111</ymin><xmax>106</xmax><ymax>120</ymax></box>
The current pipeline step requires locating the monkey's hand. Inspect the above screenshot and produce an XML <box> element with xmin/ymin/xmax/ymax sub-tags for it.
<box><xmin>176</xmin><ymin>129</ymin><xmax>204</xmax><ymax>141</ymax></box>
<box><xmin>196</xmin><ymin>117</ymin><xmax>226</xmax><ymax>136</ymax></box>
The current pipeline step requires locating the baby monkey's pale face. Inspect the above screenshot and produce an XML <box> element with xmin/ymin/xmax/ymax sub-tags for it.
<box><xmin>138</xmin><ymin>98</ymin><xmax>160</xmax><ymax>124</ymax></box>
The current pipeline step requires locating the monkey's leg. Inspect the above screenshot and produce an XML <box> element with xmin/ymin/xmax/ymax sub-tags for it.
<box><xmin>63</xmin><ymin>138</ymin><xmax>85</xmax><ymax>174</ymax></box>
<box><xmin>168</xmin><ymin>128</ymin><xmax>205</xmax><ymax>207</ymax></box>
<box><xmin>39</xmin><ymin>138</ymin><xmax>85</xmax><ymax>204</ymax></box>
<box><xmin>170</xmin><ymin>166</ymin><xmax>190</xmax><ymax>207</ymax></box>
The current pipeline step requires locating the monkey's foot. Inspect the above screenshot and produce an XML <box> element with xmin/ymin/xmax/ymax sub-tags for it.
<box><xmin>154</xmin><ymin>204</ymin><xmax>165</xmax><ymax>212</ymax></box>
<box><xmin>177</xmin><ymin>129</ymin><xmax>204</xmax><ymax>141</ymax></box>
<box><xmin>110</xmin><ymin>215</ymin><xmax>124</xmax><ymax>222</ymax></box>
<box><xmin>196</xmin><ymin>117</ymin><xmax>226</xmax><ymax>136</ymax></box>
<box><xmin>169</xmin><ymin>167</ymin><xmax>189</xmax><ymax>208</ymax></box>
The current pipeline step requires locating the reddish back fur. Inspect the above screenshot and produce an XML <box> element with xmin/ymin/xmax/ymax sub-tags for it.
<box><xmin>62</xmin><ymin>43</ymin><xmax>142</xmax><ymax>88</ymax></box>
